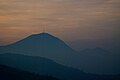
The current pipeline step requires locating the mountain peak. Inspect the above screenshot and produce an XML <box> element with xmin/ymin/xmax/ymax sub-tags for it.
<box><xmin>33</xmin><ymin>32</ymin><xmax>50</xmax><ymax>35</ymax></box>
<box><xmin>31</xmin><ymin>32</ymin><xmax>54</xmax><ymax>37</ymax></box>
<box><xmin>29</xmin><ymin>32</ymin><xmax>57</xmax><ymax>38</ymax></box>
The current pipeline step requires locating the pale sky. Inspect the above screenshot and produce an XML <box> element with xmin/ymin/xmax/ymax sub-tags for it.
<box><xmin>0</xmin><ymin>0</ymin><xmax>120</xmax><ymax>53</ymax></box>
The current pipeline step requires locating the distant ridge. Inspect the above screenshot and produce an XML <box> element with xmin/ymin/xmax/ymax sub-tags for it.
<box><xmin>1</xmin><ymin>53</ymin><xmax>120</xmax><ymax>80</ymax></box>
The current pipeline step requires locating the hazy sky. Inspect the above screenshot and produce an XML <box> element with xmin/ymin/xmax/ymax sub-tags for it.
<box><xmin>0</xmin><ymin>0</ymin><xmax>120</xmax><ymax>52</ymax></box>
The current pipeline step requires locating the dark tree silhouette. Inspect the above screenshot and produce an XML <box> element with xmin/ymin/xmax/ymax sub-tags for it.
<box><xmin>0</xmin><ymin>64</ymin><xmax>59</xmax><ymax>80</ymax></box>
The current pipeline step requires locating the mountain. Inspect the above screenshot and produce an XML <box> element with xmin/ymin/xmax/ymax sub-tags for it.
<box><xmin>0</xmin><ymin>64</ymin><xmax>59</xmax><ymax>80</ymax></box>
<box><xmin>0</xmin><ymin>33</ymin><xmax>79</xmax><ymax>68</ymax></box>
<box><xmin>0</xmin><ymin>33</ymin><xmax>120</xmax><ymax>74</ymax></box>
<box><xmin>0</xmin><ymin>53</ymin><xmax>85</xmax><ymax>80</ymax></box>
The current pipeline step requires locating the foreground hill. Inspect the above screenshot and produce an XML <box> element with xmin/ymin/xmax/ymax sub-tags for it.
<box><xmin>0</xmin><ymin>53</ymin><xmax>120</xmax><ymax>80</ymax></box>
<box><xmin>0</xmin><ymin>64</ymin><xmax>59</xmax><ymax>80</ymax></box>
<box><xmin>0</xmin><ymin>53</ymin><xmax>85</xmax><ymax>80</ymax></box>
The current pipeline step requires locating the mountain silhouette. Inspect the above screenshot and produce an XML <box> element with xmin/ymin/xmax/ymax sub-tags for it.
<box><xmin>0</xmin><ymin>33</ymin><xmax>120</xmax><ymax>74</ymax></box>
<box><xmin>0</xmin><ymin>64</ymin><xmax>59</xmax><ymax>80</ymax></box>
<box><xmin>0</xmin><ymin>33</ymin><xmax>79</xmax><ymax>67</ymax></box>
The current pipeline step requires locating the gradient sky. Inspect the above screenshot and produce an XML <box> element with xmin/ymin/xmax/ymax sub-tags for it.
<box><xmin>0</xmin><ymin>0</ymin><xmax>120</xmax><ymax>53</ymax></box>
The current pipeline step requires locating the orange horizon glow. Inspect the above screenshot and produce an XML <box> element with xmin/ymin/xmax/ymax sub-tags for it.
<box><xmin>0</xmin><ymin>0</ymin><xmax>120</xmax><ymax>52</ymax></box>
